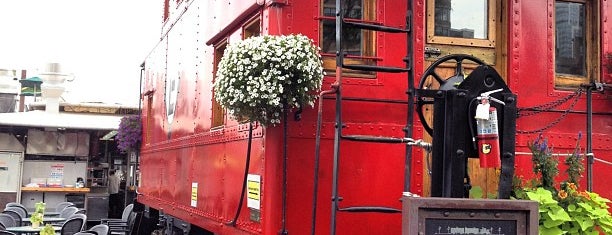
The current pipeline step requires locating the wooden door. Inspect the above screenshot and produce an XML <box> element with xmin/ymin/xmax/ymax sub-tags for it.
<box><xmin>420</xmin><ymin>0</ymin><xmax>507</xmax><ymax>197</ymax></box>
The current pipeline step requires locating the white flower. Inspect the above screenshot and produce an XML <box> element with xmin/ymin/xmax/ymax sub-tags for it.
<box><xmin>213</xmin><ymin>34</ymin><xmax>324</xmax><ymax>126</ymax></box>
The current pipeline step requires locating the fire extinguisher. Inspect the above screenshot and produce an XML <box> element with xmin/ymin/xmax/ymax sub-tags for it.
<box><xmin>474</xmin><ymin>89</ymin><xmax>505</xmax><ymax>168</ymax></box>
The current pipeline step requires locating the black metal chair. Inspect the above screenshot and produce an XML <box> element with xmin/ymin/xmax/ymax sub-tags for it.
<box><xmin>86</xmin><ymin>224</ymin><xmax>110</xmax><ymax>235</ymax></box>
<box><xmin>4</xmin><ymin>204</ymin><xmax>27</xmax><ymax>217</ymax></box>
<box><xmin>0</xmin><ymin>230</ymin><xmax>17</xmax><ymax>235</ymax></box>
<box><xmin>60</xmin><ymin>213</ymin><xmax>87</xmax><ymax>235</ymax></box>
<box><xmin>59</xmin><ymin>206</ymin><xmax>79</xmax><ymax>219</ymax></box>
<box><xmin>2</xmin><ymin>207</ymin><xmax>25</xmax><ymax>222</ymax></box>
<box><xmin>4</xmin><ymin>203</ymin><xmax>23</xmax><ymax>208</ymax></box>
<box><xmin>101</xmin><ymin>204</ymin><xmax>133</xmax><ymax>224</ymax></box>
<box><xmin>101</xmin><ymin>204</ymin><xmax>133</xmax><ymax>233</ymax></box>
<box><xmin>0</xmin><ymin>214</ymin><xmax>16</xmax><ymax>228</ymax></box>
<box><xmin>55</xmin><ymin>202</ymin><xmax>76</xmax><ymax>213</ymax></box>
<box><xmin>109</xmin><ymin>211</ymin><xmax>140</xmax><ymax>235</ymax></box>
<box><xmin>1</xmin><ymin>210</ymin><xmax>21</xmax><ymax>227</ymax></box>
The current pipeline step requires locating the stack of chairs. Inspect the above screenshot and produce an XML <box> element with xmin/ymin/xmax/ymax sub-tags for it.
<box><xmin>2</xmin><ymin>203</ymin><xmax>26</xmax><ymax>227</ymax></box>
<box><xmin>100</xmin><ymin>204</ymin><xmax>137</xmax><ymax>235</ymax></box>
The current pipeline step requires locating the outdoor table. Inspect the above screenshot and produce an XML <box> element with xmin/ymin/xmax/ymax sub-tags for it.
<box><xmin>26</xmin><ymin>211</ymin><xmax>61</xmax><ymax>216</ymax></box>
<box><xmin>22</xmin><ymin>217</ymin><xmax>66</xmax><ymax>223</ymax></box>
<box><xmin>4</xmin><ymin>225</ymin><xmax>62</xmax><ymax>234</ymax></box>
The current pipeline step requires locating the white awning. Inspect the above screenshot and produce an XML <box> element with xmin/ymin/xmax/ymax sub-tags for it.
<box><xmin>0</xmin><ymin>110</ymin><xmax>122</xmax><ymax>130</ymax></box>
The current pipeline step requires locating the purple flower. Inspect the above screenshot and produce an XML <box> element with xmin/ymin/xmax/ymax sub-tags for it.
<box><xmin>116</xmin><ymin>115</ymin><xmax>142</xmax><ymax>153</ymax></box>
<box><xmin>540</xmin><ymin>139</ymin><xmax>548</xmax><ymax>153</ymax></box>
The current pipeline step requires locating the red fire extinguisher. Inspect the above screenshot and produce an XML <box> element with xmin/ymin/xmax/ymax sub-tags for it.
<box><xmin>475</xmin><ymin>89</ymin><xmax>504</xmax><ymax>168</ymax></box>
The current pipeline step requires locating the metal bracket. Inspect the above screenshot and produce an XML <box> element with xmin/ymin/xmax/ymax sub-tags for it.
<box><xmin>424</xmin><ymin>46</ymin><xmax>441</xmax><ymax>58</ymax></box>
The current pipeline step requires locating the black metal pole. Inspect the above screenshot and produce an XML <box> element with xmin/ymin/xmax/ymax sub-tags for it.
<box><xmin>330</xmin><ymin>0</ymin><xmax>343</xmax><ymax>234</ymax></box>
<box><xmin>403</xmin><ymin>0</ymin><xmax>414</xmax><ymax>193</ymax></box>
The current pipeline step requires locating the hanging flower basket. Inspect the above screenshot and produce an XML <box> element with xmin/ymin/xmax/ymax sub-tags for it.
<box><xmin>214</xmin><ymin>34</ymin><xmax>324</xmax><ymax>126</ymax></box>
<box><xmin>116</xmin><ymin>115</ymin><xmax>142</xmax><ymax>153</ymax></box>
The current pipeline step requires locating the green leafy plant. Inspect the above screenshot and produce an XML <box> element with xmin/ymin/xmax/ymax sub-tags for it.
<box><xmin>214</xmin><ymin>34</ymin><xmax>324</xmax><ymax>126</ymax></box>
<box><xmin>30</xmin><ymin>211</ymin><xmax>43</xmax><ymax>227</ymax></box>
<box><xmin>39</xmin><ymin>224</ymin><xmax>55</xmax><ymax>235</ymax></box>
<box><xmin>513</xmin><ymin>133</ymin><xmax>612</xmax><ymax>235</ymax></box>
<box><xmin>34</xmin><ymin>201</ymin><xmax>45</xmax><ymax>214</ymax></box>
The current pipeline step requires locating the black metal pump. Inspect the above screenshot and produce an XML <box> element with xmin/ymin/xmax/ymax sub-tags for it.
<box><xmin>416</xmin><ymin>57</ymin><xmax>517</xmax><ymax>199</ymax></box>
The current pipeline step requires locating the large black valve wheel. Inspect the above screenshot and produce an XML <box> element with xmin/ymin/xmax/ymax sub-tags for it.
<box><xmin>416</xmin><ymin>54</ymin><xmax>486</xmax><ymax>135</ymax></box>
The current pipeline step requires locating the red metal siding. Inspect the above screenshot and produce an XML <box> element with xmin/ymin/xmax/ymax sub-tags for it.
<box><xmin>138</xmin><ymin>0</ymin><xmax>611</xmax><ymax>234</ymax></box>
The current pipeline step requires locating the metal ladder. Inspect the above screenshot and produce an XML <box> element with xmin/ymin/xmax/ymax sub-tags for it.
<box><xmin>328</xmin><ymin>0</ymin><xmax>416</xmax><ymax>234</ymax></box>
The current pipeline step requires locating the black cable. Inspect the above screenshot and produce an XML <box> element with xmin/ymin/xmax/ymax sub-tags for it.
<box><xmin>311</xmin><ymin>90</ymin><xmax>334</xmax><ymax>235</ymax></box>
<box><xmin>226</xmin><ymin>122</ymin><xmax>253</xmax><ymax>226</ymax></box>
<box><xmin>280</xmin><ymin>106</ymin><xmax>288</xmax><ymax>234</ymax></box>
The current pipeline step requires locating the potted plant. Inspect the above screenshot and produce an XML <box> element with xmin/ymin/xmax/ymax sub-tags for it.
<box><xmin>30</xmin><ymin>211</ymin><xmax>43</xmax><ymax>228</ymax></box>
<box><xmin>34</xmin><ymin>202</ymin><xmax>46</xmax><ymax>214</ymax></box>
<box><xmin>116</xmin><ymin>115</ymin><xmax>142</xmax><ymax>152</ymax></box>
<box><xmin>214</xmin><ymin>34</ymin><xmax>324</xmax><ymax>126</ymax></box>
<box><xmin>39</xmin><ymin>224</ymin><xmax>55</xmax><ymax>235</ymax></box>
<box><xmin>513</xmin><ymin>133</ymin><xmax>612</xmax><ymax>234</ymax></box>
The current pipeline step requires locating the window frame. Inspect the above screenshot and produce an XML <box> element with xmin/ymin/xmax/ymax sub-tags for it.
<box><xmin>319</xmin><ymin>0</ymin><xmax>378</xmax><ymax>78</ymax></box>
<box><xmin>211</xmin><ymin>40</ymin><xmax>227</xmax><ymax>129</ymax></box>
<box><xmin>426</xmin><ymin>0</ymin><xmax>497</xmax><ymax>48</ymax></box>
<box><xmin>554</xmin><ymin>0</ymin><xmax>600</xmax><ymax>88</ymax></box>
<box><xmin>211</xmin><ymin>16</ymin><xmax>261</xmax><ymax>129</ymax></box>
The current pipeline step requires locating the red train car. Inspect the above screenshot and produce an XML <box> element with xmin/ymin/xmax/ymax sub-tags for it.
<box><xmin>138</xmin><ymin>0</ymin><xmax>612</xmax><ymax>234</ymax></box>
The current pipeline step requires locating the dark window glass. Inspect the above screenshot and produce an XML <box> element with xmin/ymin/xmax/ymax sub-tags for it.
<box><xmin>434</xmin><ymin>0</ymin><xmax>487</xmax><ymax>39</ymax></box>
<box><xmin>555</xmin><ymin>1</ymin><xmax>586</xmax><ymax>77</ymax></box>
<box><xmin>322</xmin><ymin>0</ymin><xmax>364</xmax><ymax>55</ymax></box>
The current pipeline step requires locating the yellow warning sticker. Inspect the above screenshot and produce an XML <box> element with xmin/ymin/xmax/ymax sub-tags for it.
<box><xmin>191</xmin><ymin>182</ymin><xmax>198</xmax><ymax>207</ymax></box>
<box><xmin>247</xmin><ymin>174</ymin><xmax>261</xmax><ymax>210</ymax></box>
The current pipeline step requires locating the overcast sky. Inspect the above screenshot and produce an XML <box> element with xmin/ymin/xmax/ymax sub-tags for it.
<box><xmin>0</xmin><ymin>0</ymin><xmax>161</xmax><ymax>106</ymax></box>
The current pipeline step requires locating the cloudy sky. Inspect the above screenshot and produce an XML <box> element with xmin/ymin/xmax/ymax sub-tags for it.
<box><xmin>0</xmin><ymin>0</ymin><xmax>161</xmax><ymax>106</ymax></box>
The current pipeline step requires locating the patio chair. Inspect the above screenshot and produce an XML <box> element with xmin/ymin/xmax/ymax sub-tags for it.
<box><xmin>60</xmin><ymin>213</ymin><xmax>87</xmax><ymax>235</ymax></box>
<box><xmin>55</xmin><ymin>202</ymin><xmax>75</xmax><ymax>213</ymax></box>
<box><xmin>5</xmin><ymin>204</ymin><xmax>27</xmax><ymax>215</ymax></box>
<box><xmin>4</xmin><ymin>203</ymin><xmax>24</xmax><ymax>209</ymax></box>
<box><xmin>3</xmin><ymin>207</ymin><xmax>26</xmax><ymax>220</ymax></box>
<box><xmin>86</xmin><ymin>224</ymin><xmax>110</xmax><ymax>235</ymax></box>
<box><xmin>0</xmin><ymin>214</ymin><xmax>16</xmax><ymax>228</ymax></box>
<box><xmin>59</xmin><ymin>206</ymin><xmax>79</xmax><ymax>219</ymax></box>
<box><xmin>101</xmin><ymin>204</ymin><xmax>133</xmax><ymax>229</ymax></box>
<box><xmin>0</xmin><ymin>210</ymin><xmax>21</xmax><ymax>227</ymax></box>
<box><xmin>0</xmin><ymin>213</ymin><xmax>17</xmax><ymax>228</ymax></box>
<box><xmin>0</xmin><ymin>231</ymin><xmax>16</xmax><ymax>235</ymax></box>
<box><xmin>109</xmin><ymin>211</ymin><xmax>140</xmax><ymax>235</ymax></box>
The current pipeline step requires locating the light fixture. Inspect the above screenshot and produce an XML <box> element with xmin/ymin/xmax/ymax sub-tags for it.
<box><xmin>101</xmin><ymin>130</ymin><xmax>118</xmax><ymax>140</ymax></box>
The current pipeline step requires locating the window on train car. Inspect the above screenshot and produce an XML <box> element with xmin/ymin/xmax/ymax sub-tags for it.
<box><xmin>243</xmin><ymin>17</ymin><xmax>261</xmax><ymax>39</ymax></box>
<box><xmin>427</xmin><ymin>0</ymin><xmax>496</xmax><ymax>48</ymax></box>
<box><xmin>554</xmin><ymin>0</ymin><xmax>598</xmax><ymax>87</ymax></box>
<box><xmin>212</xmin><ymin>42</ymin><xmax>227</xmax><ymax>128</ymax></box>
<box><xmin>320</xmin><ymin>0</ymin><xmax>377</xmax><ymax>78</ymax></box>
<box><xmin>146</xmin><ymin>95</ymin><xmax>153</xmax><ymax>144</ymax></box>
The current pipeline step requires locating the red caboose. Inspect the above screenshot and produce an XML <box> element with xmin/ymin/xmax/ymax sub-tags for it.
<box><xmin>138</xmin><ymin>0</ymin><xmax>612</xmax><ymax>234</ymax></box>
